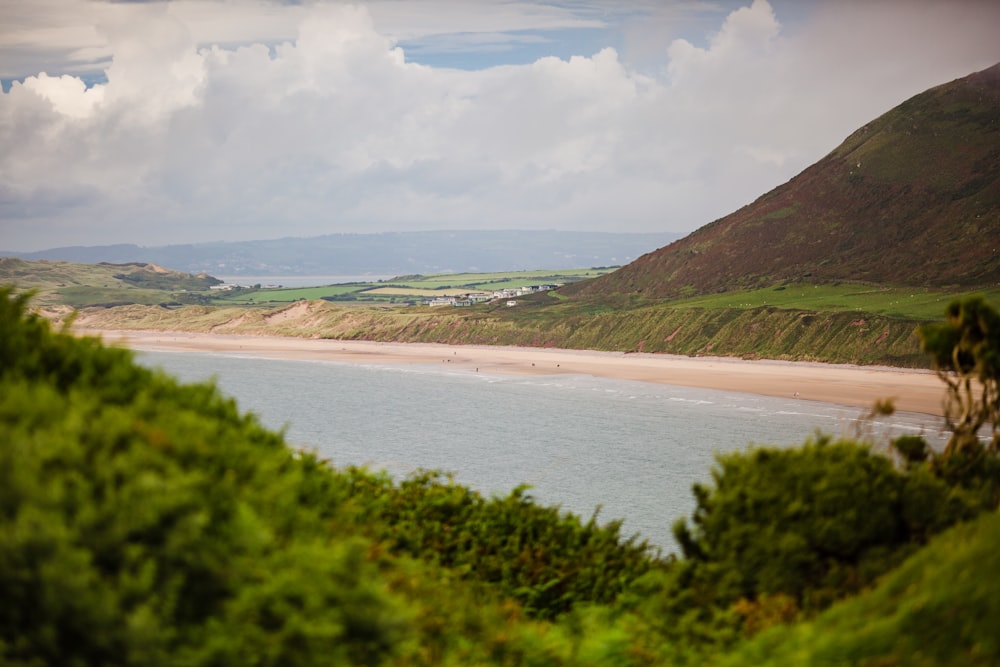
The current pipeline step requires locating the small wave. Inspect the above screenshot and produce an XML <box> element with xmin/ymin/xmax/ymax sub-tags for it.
<box><xmin>667</xmin><ymin>397</ymin><xmax>715</xmax><ymax>405</ymax></box>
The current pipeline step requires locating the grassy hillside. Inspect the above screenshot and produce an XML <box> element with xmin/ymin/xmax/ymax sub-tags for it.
<box><xmin>665</xmin><ymin>283</ymin><xmax>1000</xmax><ymax>321</ymax></box>
<box><xmin>0</xmin><ymin>256</ymin><xmax>220</xmax><ymax>308</ymax></box>
<box><xmin>565</xmin><ymin>63</ymin><xmax>1000</xmax><ymax>300</ymax></box>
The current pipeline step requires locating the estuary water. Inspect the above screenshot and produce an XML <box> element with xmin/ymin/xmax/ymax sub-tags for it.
<box><xmin>137</xmin><ymin>349</ymin><xmax>947</xmax><ymax>552</ymax></box>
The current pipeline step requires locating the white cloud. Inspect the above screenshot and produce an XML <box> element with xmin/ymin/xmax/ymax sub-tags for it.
<box><xmin>21</xmin><ymin>72</ymin><xmax>105</xmax><ymax>118</ymax></box>
<box><xmin>1</xmin><ymin>0</ymin><xmax>998</xmax><ymax>251</ymax></box>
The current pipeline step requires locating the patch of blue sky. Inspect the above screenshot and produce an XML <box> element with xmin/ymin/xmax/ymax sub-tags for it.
<box><xmin>2</xmin><ymin>71</ymin><xmax>107</xmax><ymax>93</ymax></box>
<box><xmin>399</xmin><ymin>26</ymin><xmax>620</xmax><ymax>70</ymax></box>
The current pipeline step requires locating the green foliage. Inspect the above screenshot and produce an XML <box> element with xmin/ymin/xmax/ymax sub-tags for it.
<box><xmin>631</xmin><ymin>297</ymin><xmax>1000</xmax><ymax>654</ymax></box>
<box><xmin>721</xmin><ymin>510</ymin><xmax>1000</xmax><ymax>667</ymax></box>
<box><xmin>344</xmin><ymin>469</ymin><xmax>660</xmax><ymax>620</ymax></box>
<box><xmin>670</xmin><ymin>437</ymin><xmax>984</xmax><ymax>616</ymax></box>
<box><xmin>110</xmin><ymin>266</ymin><xmax>220</xmax><ymax>291</ymax></box>
<box><xmin>0</xmin><ymin>292</ymin><xmax>153</xmax><ymax>401</ymax></box>
<box><xmin>0</xmin><ymin>289</ymin><xmax>410</xmax><ymax>665</ymax></box>
<box><xmin>918</xmin><ymin>295</ymin><xmax>1000</xmax><ymax>453</ymax></box>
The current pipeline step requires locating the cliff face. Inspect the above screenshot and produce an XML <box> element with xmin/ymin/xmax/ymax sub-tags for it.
<box><xmin>565</xmin><ymin>63</ymin><xmax>1000</xmax><ymax>299</ymax></box>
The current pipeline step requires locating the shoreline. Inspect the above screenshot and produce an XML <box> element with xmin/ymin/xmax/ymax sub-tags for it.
<box><xmin>86</xmin><ymin>329</ymin><xmax>947</xmax><ymax>418</ymax></box>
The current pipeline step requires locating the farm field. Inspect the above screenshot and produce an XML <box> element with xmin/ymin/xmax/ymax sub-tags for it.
<box><xmin>211</xmin><ymin>267</ymin><xmax>614</xmax><ymax>305</ymax></box>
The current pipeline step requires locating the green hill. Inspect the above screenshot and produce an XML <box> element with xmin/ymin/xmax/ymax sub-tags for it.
<box><xmin>565</xmin><ymin>63</ymin><xmax>1000</xmax><ymax>300</ymax></box>
<box><xmin>0</xmin><ymin>256</ymin><xmax>221</xmax><ymax>308</ymax></box>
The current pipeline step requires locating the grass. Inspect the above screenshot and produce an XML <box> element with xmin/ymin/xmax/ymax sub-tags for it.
<box><xmin>54</xmin><ymin>286</ymin><xmax>183</xmax><ymax>308</ymax></box>
<box><xmin>213</xmin><ymin>284</ymin><xmax>374</xmax><ymax>304</ymax></box>
<box><xmin>0</xmin><ymin>258</ymin><xmax>219</xmax><ymax>308</ymax></box>
<box><xmin>208</xmin><ymin>268</ymin><xmax>617</xmax><ymax>305</ymax></box>
<box><xmin>364</xmin><ymin>287</ymin><xmax>471</xmax><ymax>297</ymax></box>
<box><xmin>666</xmin><ymin>283</ymin><xmax>1000</xmax><ymax>320</ymax></box>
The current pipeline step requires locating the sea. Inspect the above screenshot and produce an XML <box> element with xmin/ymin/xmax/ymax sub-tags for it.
<box><xmin>214</xmin><ymin>275</ymin><xmax>395</xmax><ymax>288</ymax></box>
<box><xmin>136</xmin><ymin>349</ymin><xmax>948</xmax><ymax>553</ymax></box>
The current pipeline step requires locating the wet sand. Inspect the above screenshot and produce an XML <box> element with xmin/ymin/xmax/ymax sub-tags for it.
<box><xmin>88</xmin><ymin>330</ymin><xmax>947</xmax><ymax>417</ymax></box>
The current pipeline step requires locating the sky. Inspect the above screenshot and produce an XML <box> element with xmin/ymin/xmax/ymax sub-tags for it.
<box><xmin>1</xmin><ymin>0</ymin><xmax>999</xmax><ymax>252</ymax></box>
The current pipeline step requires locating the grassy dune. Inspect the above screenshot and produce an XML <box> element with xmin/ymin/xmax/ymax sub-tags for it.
<box><xmin>75</xmin><ymin>294</ymin><xmax>935</xmax><ymax>367</ymax></box>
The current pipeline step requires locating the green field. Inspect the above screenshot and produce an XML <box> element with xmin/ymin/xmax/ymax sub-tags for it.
<box><xmin>215</xmin><ymin>283</ymin><xmax>375</xmax><ymax>304</ymax></box>
<box><xmin>210</xmin><ymin>268</ymin><xmax>615</xmax><ymax>305</ymax></box>
<box><xmin>667</xmin><ymin>282</ymin><xmax>1000</xmax><ymax>320</ymax></box>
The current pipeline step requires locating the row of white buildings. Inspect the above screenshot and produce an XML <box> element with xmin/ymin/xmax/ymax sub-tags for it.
<box><xmin>425</xmin><ymin>284</ymin><xmax>561</xmax><ymax>307</ymax></box>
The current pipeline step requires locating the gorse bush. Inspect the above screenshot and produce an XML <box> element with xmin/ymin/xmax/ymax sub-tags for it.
<box><xmin>671</xmin><ymin>437</ymin><xmax>986</xmax><ymax>615</ymax></box>
<box><xmin>344</xmin><ymin>469</ymin><xmax>657</xmax><ymax>619</ymax></box>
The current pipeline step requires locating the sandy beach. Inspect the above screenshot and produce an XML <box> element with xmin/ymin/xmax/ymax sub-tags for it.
<box><xmin>87</xmin><ymin>329</ymin><xmax>949</xmax><ymax>418</ymax></box>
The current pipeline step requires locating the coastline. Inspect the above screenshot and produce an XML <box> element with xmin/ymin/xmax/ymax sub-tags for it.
<box><xmin>84</xmin><ymin>329</ymin><xmax>948</xmax><ymax>418</ymax></box>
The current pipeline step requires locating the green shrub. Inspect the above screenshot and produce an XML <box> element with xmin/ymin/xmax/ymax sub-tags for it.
<box><xmin>344</xmin><ymin>469</ymin><xmax>661</xmax><ymax>620</ymax></box>
<box><xmin>721</xmin><ymin>510</ymin><xmax>1000</xmax><ymax>667</ymax></box>
<box><xmin>671</xmin><ymin>436</ymin><xmax>987</xmax><ymax>615</ymax></box>
<box><xmin>0</xmin><ymin>290</ymin><xmax>411</xmax><ymax>665</ymax></box>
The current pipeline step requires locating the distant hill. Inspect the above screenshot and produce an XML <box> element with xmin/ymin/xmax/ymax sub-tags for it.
<box><xmin>565</xmin><ymin>63</ymin><xmax>1000</xmax><ymax>299</ymax></box>
<box><xmin>2</xmin><ymin>230</ymin><xmax>681</xmax><ymax>277</ymax></box>
<box><xmin>0</xmin><ymin>257</ymin><xmax>221</xmax><ymax>308</ymax></box>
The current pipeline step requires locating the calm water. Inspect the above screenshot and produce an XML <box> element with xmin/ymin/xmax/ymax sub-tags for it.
<box><xmin>137</xmin><ymin>350</ymin><xmax>947</xmax><ymax>552</ymax></box>
<box><xmin>215</xmin><ymin>275</ymin><xmax>395</xmax><ymax>287</ymax></box>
